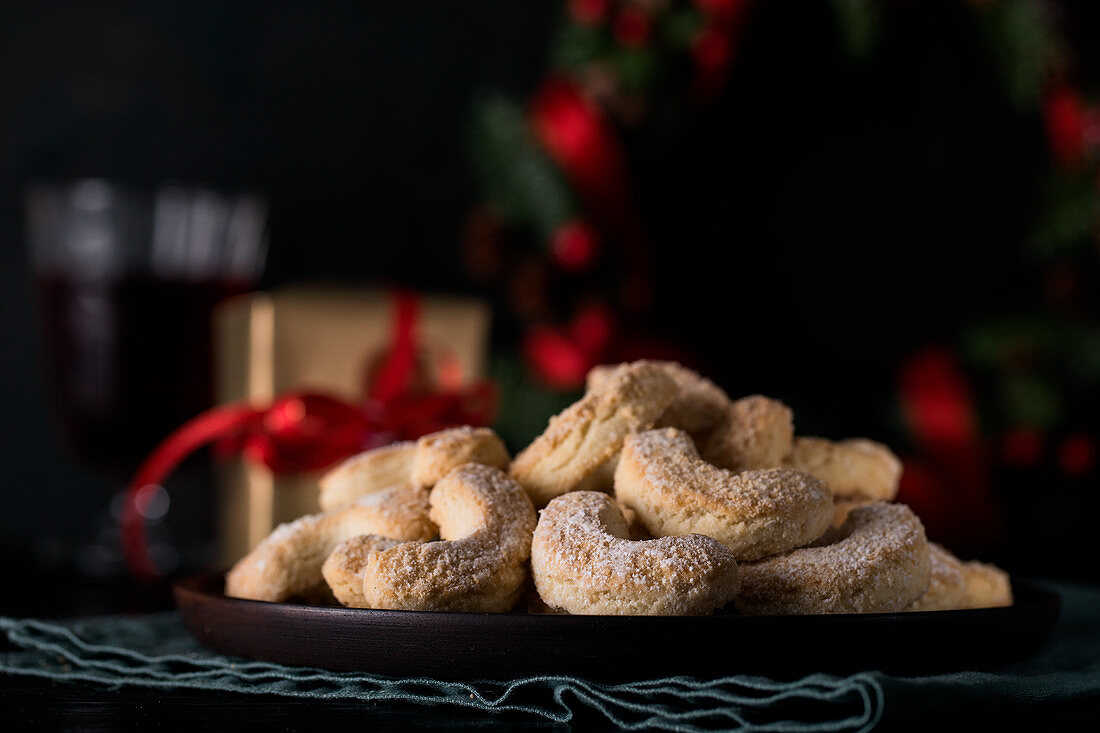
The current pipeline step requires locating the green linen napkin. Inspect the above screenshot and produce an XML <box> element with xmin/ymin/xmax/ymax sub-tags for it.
<box><xmin>3</xmin><ymin>581</ymin><xmax>1098</xmax><ymax>732</ymax></box>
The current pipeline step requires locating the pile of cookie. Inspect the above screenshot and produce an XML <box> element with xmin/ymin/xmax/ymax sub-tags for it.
<box><xmin>225</xmin><ymin>361</ymin><xmax>1012</xmax><ymax>616</ymax></box>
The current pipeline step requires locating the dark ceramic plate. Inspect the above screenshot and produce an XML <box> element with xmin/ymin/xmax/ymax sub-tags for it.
<box><xmin>174</xmin><ymin>573</ymin><xmax>1060</xmax><ymax>680</ymax></box>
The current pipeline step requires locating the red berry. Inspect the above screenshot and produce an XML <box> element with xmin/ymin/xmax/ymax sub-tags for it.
<box><xmin>613</xmin><ymin>8</ymin><xmax>651</xmax><ymax>48</ymax></box>
<box><xmin>568</xmin><ymin>0</ymin><xmax>610</xmax><ymax>26</ymax></box>
<box><xmin>1057</xmin><ymin>434</ymin><xmax>1095</xmax><ymax>476</ymax></box>
<box><xmin>523</xmin><ymin>327</ymin><xmax>591</xmax><ymax>390</ymax></box>
<box><xmin>1045</xmin><ymin>85</ymin><xmax>1087</xmax><ymax>169</ymax></box>
<box><xmin>551</xmin><ymin>220</ymin><xmax>599</xmax><ymax>271</ymax></box>
<box><xmin>694</xmin><ymin>0</ymin><xmax>747</xmax><ymax>24</ymax></box>
<box><xmin>569</xmin><ymin>303</ymin><xmax>614</xmax><ymax>353</ymax></box>
<box><xmin>693</xmin><ymin>27</ymin><xmax>731</xmax><ymax>72</ymax></box>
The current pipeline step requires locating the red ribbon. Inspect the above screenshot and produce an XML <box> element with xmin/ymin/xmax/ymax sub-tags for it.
<box><xmin>121</xmin><ymin>292</ymin><xmax>497</xmax><ymax>580</ymax></box>
<box><xmin>367</xmin><ymin>291</ymin><xmax>420</xmax><ymax>403</ymax></box>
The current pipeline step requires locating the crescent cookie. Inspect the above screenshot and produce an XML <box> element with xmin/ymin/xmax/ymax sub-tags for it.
<box><xmin>510</xmin><ymin>360</ymin><xmax>678</xmax><ymax>507</ymax></box>
<box><xmin>782</xmin><ymin>437</ymin><xmax>902</xmax><ymax>501</ymax></box>
<box><xmin>960</xmin><ymin>560</ymin><xmax>1013</xmax><ymax>609</ymax></box>
<box><xmin>531</xmin><ymin>491</ymin><xmax>740</xmax><ymax>615</ymax></box>
<box><xmin>318</xmin><ymin>441</ymin><xmax>416</xmax><ymax>512</ymax></box>
<box><xmin>321</xmin><ymin>535</ymin><xmax>404</xmax><ymax>608</ymax></box>
<box><xmin>225</xmin><ymin>484</ymin><xmax>437</xmax><ymax>602</ymax></box>
<box><xmin>616</xmin><ymin>428</ymin><xmax>832</xmax><ymax>561</ymax></box>
<box><xmin>319</xmin><ymin>426</ymin><xmax>511</xmax><ymax>511</ymax></box>
<box><xmin>587</xmin><ymin>361</ymin><xmax>731</xmax><ymax>446</ymax></box>
<box><xmin>333</xmin><ymin>464</ymin><xmax>537</xmax><ymax>612</ymax></box>
<box><xmin>735</xmin><ymin>503</ymin><xmax>932</xmax><ymax>615</ymax></box>
<box><xmin>616</xmin><ymin>500</ymin><xmax>653</xmax><ymax>540</ymax></box>
<box><xmin>572</xmin><ymin>454</ymin><xmax>619</xmax><ymax>494</ymax></box>
<box><xmin>702</xmin><ymin>395</ymin><xmax>794</xmax><ymax>472</ymax></box>
<box><xmin>831</xmin><ymin>497</ymin><xmax>874</xmax><ymax>528</ymax></box>
<box><xmin>410</xmin><ymin>426</ymin><xmax>511</xmax><ymax>487</ymax></box>
<box><xmin>908</xmin><ymin>543</ymin><xmax>967</xmax><ymax>612</ymax></box>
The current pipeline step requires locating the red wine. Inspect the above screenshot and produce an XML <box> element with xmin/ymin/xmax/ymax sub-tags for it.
<box><xmin>36</xmin><ymin>273</ymin><xmax>250</xmax><ymax>477</ymax></box>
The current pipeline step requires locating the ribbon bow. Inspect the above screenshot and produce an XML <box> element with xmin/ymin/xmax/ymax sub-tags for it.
<box><xmin>122</xmin><ymin>292</ymin><xmax>497</xmax><ymax>580</ymax></box>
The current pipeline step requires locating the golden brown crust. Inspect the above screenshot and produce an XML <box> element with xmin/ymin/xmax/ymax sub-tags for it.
<box><xmin>319</xmin><ymin>427</ymin><xmax>511</xmax><ymax>511</ymax></box>
<box><xmin>616</xmin><ymin>428</ymin><xmax>832</xmax><ymax>561</ymax></box>
<box><xmin>531</xmin><ymin>491</ymin><xmax>740</xmax><ymax>615</ymax></box>
<box><xmin>906</xmin><ymin>546</ymin><xmax>1011</xmax><ymax>611</ymax></box>
<box><xmin>588</xmin><ymin>361</ymin><xmax>731</xmax><ymax>446</ymax></box>
<box><xmin>735</xmin><ymin>503</ymin><xmax>932</xmax><ymax>615</ymax></box>
<box><xmin>572</xmin><ymin>455</ymin><xmax>619</xmax><ymax>494</ymax></box>
<box><xmin>909</xmin><ymin>543</ymin><xmax>967</xmax><ymax>612</ymax></box>
<box><xmin>702</xmin><ymin>396</ymin><xmax>794</xmax><ymax>472</ymax></box>
<box><xmin>832</xmin><ymin>497</ymin><xmax>874</xmax><ymax>528</ymax></box>
<box><xmin>410</xmin><ymin>426</ymin><xmax>511</xmax><ymax>487</ymax></box>
<box><xmin>616</xmin><ymin>500</ymin><xmax>653</xmax><ymax>540</ymax></box>
<box><xmin>782</xmin><ymin>437</ymin><xmax>902</xmax><ymax>502</ymax></box>
<box><xmin>583</xmin><ymin>364</ymin><xmax>618</xmax><ymax>393</ymax></box>
<box><xmin>510</xmin><ymin>361</ymin><xmax>678</xmax><ymax>507</ymax></box>
<box><xmin>225</xmin><ymin>484</ymin><xmax>437</xmax><ymax>602</ymax></box>
<box><xmin>318</xmin><ymin>441</ymin><xmax>416</xmax><ymax>512</ymax></box>
<box><xmin>321</xmin><ymin>535</ymin><xmax>404</xmax><ymax>607</ymax></box>
<box><xmin>959</xmin><ymin>560</ymin><xmax>1013</xmax><ymax>609</ymax></box>
<box><xmin>352</xmin><ymin>464</ymin><xmax>537</xmax><ymax>611</ymax></box>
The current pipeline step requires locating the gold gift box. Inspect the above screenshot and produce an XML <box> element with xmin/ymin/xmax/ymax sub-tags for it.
<box><xmin>214</xmin><ymin>286</ymin><xmax>490</xmax><ymax>564</ymax></box>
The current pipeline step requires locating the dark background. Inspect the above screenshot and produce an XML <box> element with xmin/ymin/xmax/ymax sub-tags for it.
<box><xmin>0</xmin><ymin>0</ymin><xmax>1097</xmax><ymax>609</ymax></box>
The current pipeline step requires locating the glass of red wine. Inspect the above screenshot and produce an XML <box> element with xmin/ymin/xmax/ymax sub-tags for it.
<box><xmin>26</xmin><ymin>179</ymin><xmax>268</xmax><ymax>578</ymax></box>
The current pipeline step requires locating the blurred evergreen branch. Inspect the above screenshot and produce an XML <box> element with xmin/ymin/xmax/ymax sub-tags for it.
<box><xmin>1028</xmin><ymin>172</ymin><xmax>1100</xmax><ymax>258</ymax></box>
<box><xmin>469</xmin><ymin>94</ymin><xmax>577</xmax><ymax>239</ymax></box>
<box><xmin>829</xmin><ymin>0</ymin><xmax>880</xmax><ymax>59</ymax></box>
<box><xmin>977</xmin><ymin>0</ymin><xmax>1056</xmax><ymax>109</ymax></box>
<box><xmin>552</xmin><ymin>24</ymin><xmax>607</xmax><ymax>73</ymax></box>
<box><xmin>965</xmin><ymin>318</ymin><xmax>1100</xmax><ymax>428</ymax></box>
<box><xmin>489</xmin><ymin>352</ymin><xmax>580</xmax><ymax>450</ymax></box>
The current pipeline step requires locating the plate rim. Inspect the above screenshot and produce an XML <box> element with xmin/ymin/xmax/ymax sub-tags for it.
<box><xmin>173</xmin><ymin>572</ymin><xmax>1062</xmax><ymax>678</ymax></box>
<box><xmin>173</xmin><ymin>571</ymin><xmax>1060</xmax><ymax>623</ymax></box>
